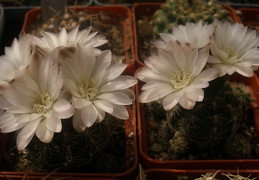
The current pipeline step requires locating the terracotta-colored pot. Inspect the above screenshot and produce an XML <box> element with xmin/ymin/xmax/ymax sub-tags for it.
<box><xmin>132</xmin><ymin>2</ymin><xmax>240</xmax><ymax>68</ymax></box>
<box><xmin>237</xmin><ymin>8</ymin><xmax>259</xmax><ymax>28</ymax></box>
<box><xmin>0</xmin><ymin>172</ymin><xmax>118</xmax><ymax>180</ymax></box>
<box><xmin>22</xmin><ymin>5</ymin><xmax>136</xmax><ymax>76</ymax></box>
<box><xmin>1</xmin><ymin>6</ymin><xmax>138</xmax><ymax>176</ymax></box>
<box><xmin>93</xmin><ymin>0</ymin><xmax>165</xmax><ymax>6</ymax></box>
<box><xmin>136</xmin><ymin>69</ymin><xmax>259</xmax><ymax>170</ymax></box>
<box><xmin>94</xmin><ymin>0</ymin><xmax>132</xmax><ymax>6</ymax></box>
<box><xmin>135</xmin><ymin>169</ymin><xmax>259</xmax><ymax>180</ymax></box>
<box><xmin>236</xmin><ymin>8</ymin><xmax>259</xmax><ymax>77</ymax></box>
<box><xmin>0</xmin><ymin>99</ymin><xmax>138</xmax><ymax>180</ymax></box>
<box><xmin>216</xmin><ymin>1</ymin><xmax>259</xmax><ymax>8</ymax></box>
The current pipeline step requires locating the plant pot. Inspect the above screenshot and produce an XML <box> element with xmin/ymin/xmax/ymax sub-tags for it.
<box><xmin>0</xmin><ymin>100</ymin><xmax>138</xmax><ymax>179</ymax></box>
<box><xmin>93</xmin><ymin>0</ymin><xmax>165</xmax><ymax>7</ymax></box>
<box><xmin>0</xmin><ymin>172</ymin><xmax>117</xmax><ymax>180</ymax></box>
<box><xmin>236</xmin><ymin>8</ymin><xmax>259</xmax><ymax>28</ymax></box>
<box><xmin>216</xmin><ymin>0</ymin><xmax>259</xmax><ymax>8</ymax></box>
<box><xmin>22</xmin><ymin>5</ymin><xmax>135</xmax><ymax>75</ymax></box>
<box><xmin>236</xmin><ymin>8</ymin><xmax>259</xmax><ymax>76</ymax></box>
<box><xmin>94</xmin><ymin>0</ymin><xmax>132</xmax><ymax>6</ymax></box>
<box><xmin>132</xmin><ymin>2</ymin><xmax>240</xmax><ymax>68</ymax></box>
<box><xmin>0</xmin><ymin>6</ymin><xmax>138</xmax><ymax>179</ymax></box>
<box><xmin>135</xmin><ymin>168</ymin><xmax>259</xmax><ymax>180</ymax></box>
<box><xmin>1</xmin><ymin>0</ymin><xmax>93</xmax><ymax>8</ymax></box>
<box><xmin>136</xmin><ymin>69</ymin><xmax>259</xmax><ymax>170</ymax></box>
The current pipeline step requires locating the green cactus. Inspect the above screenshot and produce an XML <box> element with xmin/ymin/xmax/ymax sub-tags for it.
<box><xmin>166</xmin><ymin>76</ymin><xmax>254</xmax><ymax>153</ymax></box>
<box><xmin>152</xmin><ymin>0</ymin><xmax>232</xmax><ymax>34</ymax></box>
<box><xmin>4</xmin><ymin>115</ymin><xmax>124</xmax><ymax>172</ymax></box>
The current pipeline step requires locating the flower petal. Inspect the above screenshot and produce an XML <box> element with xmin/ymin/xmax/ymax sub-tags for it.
<box><xmin>109</xmin><ymin>104</ymin><xmax>129</xmax><ymax>119</ymax></box>
<box><xmin>179</xmin><ymin>95</ymin><xmax>196</xmax><ymax>110</ymax></box>
<box><xmin>36</xmin><ymin>120</ymin><xmax>54</xmax><ymax>143</ymax></box>
<box><xmin>16</xmin><ymin>118</ymin><xmax>41</xmax><ymax>150</ymax></box>
<box><xmin>46</xmin><ymin>114</ymin><xmax>62</xmax><ymax>132</ymax></box>
<box><xmin>96</xmin><ymin>92</ymin><xmax>133</xmax><ymax>105</ymax></box>
<box><xmin>81</xmin><ymin>103</ymin><xmax>97</xmax><ymax>127</ymax></box>
<box><xmin>93</xmin><ymin>99</ymin><xmax>113</xmax><ymax>114</ymax></box>
<box><xmin>162</xmin><ymin>92</ymin><xmax>181</xmax><ymax>111</ymax></box>
<box><xmin>73</xmin><ymin>110</ymin><xmax>86</xmax><ymax>132</ymax></box>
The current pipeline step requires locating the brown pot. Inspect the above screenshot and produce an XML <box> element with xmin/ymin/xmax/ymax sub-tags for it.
<box><xmin>216</xmin><ymin>1</ymin><xmax>259</xmax><ymax>8</ymax></box>
<box><xmin>237</xmin><ymin>8</ymin><xmax>259</xmax><ymax>78</ymax></box>
<box><xmin>135</xmin><ymin>168</ymin><xmax>259</xmax><ymax>180</ymax></box>
<box><xmin>93</xmin><ymin>0</ymin><xmax>165</xmax><ymax>6</ymax></box>
<box><xmin>136</xmin><ymin>69</ymin><xmax>259</xmax><ymax>170</ymax></box>
<box><xmin>237</xmin><ymin>8</ymin><xmax>259</xmax><ymax>29</ymax></box>
<box><xmin>0</xmin><ymin>6</ymin><xmax>138</xmax><ymax>180</ymax></box>
<box><xmin>0</xmin><ymin>103</ymin><xmax>137</xmax><ymax>180</ymax></box>
<box><xmin>132</xmin><ymin>2</ymin><xmax>241</xmax><ymax>68</ymax></box>
<box><xmin>22</xmin><ymin>5</ymin><xmax>136</xmax><ymax>76</ymax></box>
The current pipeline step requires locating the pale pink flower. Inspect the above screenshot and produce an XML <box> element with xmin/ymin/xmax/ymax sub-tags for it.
<box><xmin>0</xmin><ymin>55</ymin><xmax>74</xmax><ymax>150</ymax></box>
<box><xmin>61</xmin><ymin>45</ymin><xmax>137</xmax><ymax>132</ymax></box>
<box><xmin>136</xmin><ymin>41</ymin><xmax>218</xmax><ymax>110</ymax></box>
<box><xmin>208</xmin><ymin>20</ymin><xmax>259</xmax><ymax>77</ymax></box>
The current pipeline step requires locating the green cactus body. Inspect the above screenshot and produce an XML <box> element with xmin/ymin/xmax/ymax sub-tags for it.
<box><xmin>167</xmin><ymin>77</ymin><xmax>253</xmax><ymax>152</ymax></box>
<box><xmin>152</xmin><ymin>0</ymin><xmax>232</xmax><ymax>34</ymax></box>
<box><xmin>4</xmin><ymin>115</ymin><xmax>125</xmax><ymax>172</ymax></box>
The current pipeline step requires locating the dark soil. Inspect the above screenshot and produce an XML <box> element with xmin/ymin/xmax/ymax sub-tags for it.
<box><xmin>26</xmin><ymin>8</ymin><xmax>133</xmax><ymax>65</ymax></box>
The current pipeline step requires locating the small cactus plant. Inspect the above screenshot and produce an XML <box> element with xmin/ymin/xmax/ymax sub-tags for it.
<box><xmin>152</xmin><ymin>0</ymin><xmax>232</xmax><ymax>34</ymax></box>
<box><xmin>136</xmin><ymin>12</ymin><xmax>259</xmax><ymax>160</ymax></box>
<box><xmin>166</xmin><ymin>77</ymin><xmax>254</xmax><ymax>153</ymax></box>
<box><xmin>0</xmin><ymin>4</ymin><xmax>137</xmax><ymax>174</ymax></box>
<box><xmin>5</xmin><ymin>117</ymin><xmax>119</xmax><ymax>172</ymax></box>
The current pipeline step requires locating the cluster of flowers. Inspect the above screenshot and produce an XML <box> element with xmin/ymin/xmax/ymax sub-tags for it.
<box><xmin>0</xmin><ymin>18</ymin><xmax>259</xmax><ymax>152</ymax></box>
<box><xmin>136</xmin><ymin>19</ymin><xmax>259</xmax><ymax>111</ymax></box>
<box><xmin>0</xmin><ymin>26</ymin><xmax>137</xmax><ymax>150</ymax></box>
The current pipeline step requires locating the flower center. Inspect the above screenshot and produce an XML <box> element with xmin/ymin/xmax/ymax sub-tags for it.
<box><xmin>170</xmin><ymin>71</ymin><xmax>192</xmax><ymax>90</ymax></box>
<box><xmin>77</xmin><ymin>79</ymin><xmax>99</xmax><ymax>100</ymax></box>
<box><xmin>223</xmin><ymin>48</ymin><xmax>237</xmax><ymax>64</ymax></box>
<box><xmin>32</xmin><ymin>92</ymin><xmax>53</xmax><ymax>114</ymax></box>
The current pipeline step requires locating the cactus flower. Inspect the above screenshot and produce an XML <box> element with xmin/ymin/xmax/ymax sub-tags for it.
<box><xmin>0</xmin><ymin>33</ymin><xmax>34</xmax><ymax>85</ymax></box>
<box><xmin>61</xmin><ymin>45</ymin><xmax>137</xmax><ymax>132</ymax></box>
<box><xmin>208</xmin><ymin>20</ymin><xmax>259</xmax><ymax>77</ymax></box>
<box><xmin>0</xmin><ymin>55</ymin><xmax>74</xmax><ymax>150</ymax></box>
<box><xmin>33</xmin><ymin>26</ymin><xmax>108</xmax><ymax>56</ymax></box>
<box><xmin>154</xmin><ymin>20</ymin><xmax>215</xmax><ymax>49</ymax></box>
<box><xmin>136</xmin><ymin>40</ymin><xmax>218</xmax><ymax>110</ymax></box>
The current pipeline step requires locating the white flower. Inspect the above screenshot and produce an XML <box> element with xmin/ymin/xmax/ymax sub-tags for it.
<box><xmin>0</xmin><ymin>55</ymin><xmax>74</xmax><ymax>150</ymax></box>
<box><xmin>136</xmin><ymin>41</ymin><xmax>218</xmax><ymax>110</ymax></box>
<box><xmin>61</xmin><ymin>45</ymin><xmax>137</xmax><ymax>132</ymax></box>
<box><xmin>208</xmin><ymin>20</ymin><xmax>259</xmax><ymax>77</ymax></box>
<box><xmin>0</xmin><ymin>33</ymin><xmax>34</xmax><ymax>85</ymax></box>
<box><xmin>33</xmin><ymin>26</ymin><xmax>107</xmax><ymax>57</ymax></box>
<box><xmin>154</xmin><ymin>20</ymin><xmax>215</xmax><ymax>49</ymax></box>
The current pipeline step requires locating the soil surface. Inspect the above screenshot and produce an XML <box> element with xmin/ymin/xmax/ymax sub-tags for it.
<box><xmin>26</xmin><ymin>8</ymin><xmax>133</xmax><ymax>65</ymax></box>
